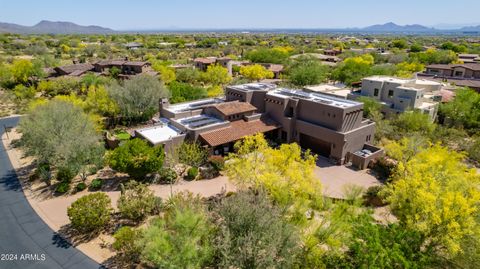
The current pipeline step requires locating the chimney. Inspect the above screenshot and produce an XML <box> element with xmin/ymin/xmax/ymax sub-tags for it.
<box><xmin>159</xmin><ymin>98</ymin><xmax>170</xmax><ymax>118</ymax></box>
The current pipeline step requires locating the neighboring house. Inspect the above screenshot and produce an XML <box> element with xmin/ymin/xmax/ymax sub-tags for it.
<box><xmin>48</xmin><ymin>59</ymin><xmax>154</xmax><ymax>78</ymax></box>
<box><xmin>124</xmin><ymin>42</ymin><xmax>143</xmax><ymax>50</ymax></box>
<box><xmin>418</xmin><ymin>63</ymin><xmax>480</xmax><ymax>91</ymax></box>
<box><xmin>348</xmin><ymin>76</ymin><xmax>442</xmax><ymax>120</ymax></box>
<box><xmin>193</xmin><ymin>57</ymin><xmax>218</xmax><ymax>71</ymax></box>
<box><xmin>135</xmin><ymin>83</ymin><xmax>382</xmax><ymax>169</ymax></box>
<box><xmin>323</xmin><ymin>49</ymin><xmax>342</xmax><ymax>56</ymax></box>
<box><xmin>458</xmin><ymin>53</ymin><xmax>480</xmax><ymax>64</ymax></box>
<box><xmin>53</xmin><ymin>63</ymin><xmax>95</xmax><ymax>77</ymax></box>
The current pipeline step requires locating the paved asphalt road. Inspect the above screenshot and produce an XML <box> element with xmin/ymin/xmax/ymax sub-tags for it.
<box><xmin>0</xmin><ymin>116</ymin><xmax>102</xmax><ymax>269</ymax></box>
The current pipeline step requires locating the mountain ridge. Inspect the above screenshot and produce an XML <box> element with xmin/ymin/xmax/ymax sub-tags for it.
<box><xmin>0</xmin><ymin>20</ymin><xmax>115</xmax><ymax>34</ymax></box>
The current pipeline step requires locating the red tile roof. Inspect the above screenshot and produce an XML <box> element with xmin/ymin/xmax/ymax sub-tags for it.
<box><xmin>199</xmin><ymin>117</ymin><xmax>280</xmax><ymax>147</ymax></box>
<box><xmin>212</xmin><ymin>101</ymin><xmax>257</xmax><ymax>116</ymax></box>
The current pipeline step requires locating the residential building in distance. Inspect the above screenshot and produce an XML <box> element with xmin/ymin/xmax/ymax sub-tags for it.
<box><xmin>348</xmin><ymin>76</ymin><xmax>442</xmax><ymax>120</ymax></box>
<box><xmin>124</xmin><ymin>42</ymin><xmax>143</xmax><ymax>50</ymax></box>
<box><xmin>46</xmin><ymin>59</ymin><xmax>155</xmax><ymax>78</ymax></box>
<box><xmin>418</xmin><ymin>63</ymin><xmax>480</xmax><ymax>91</ymax></box>
<box><xmin>135</xmin><ymin>83</ymin><xmax>382</xmax><ymax>169</ymax></box>
<box><xmin>458</xmin><ymin>53</ymin><xmax>480</xmax><ymax>64</ymax></box>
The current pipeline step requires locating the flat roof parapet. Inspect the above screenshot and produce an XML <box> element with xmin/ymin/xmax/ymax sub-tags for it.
<box><xmin>268</xmin><ymin>88</ymin><xmax>361</xmax><ymax>108</ymax></box>
<box><xmin>228</xmin><ymin>83</ymin><xmax>277</xmax><ymax>92</ymax></box>
<box><xmin>165</xmin><ymin>98</ymin><xmax>225</xmax><ymax>113</ymax></box>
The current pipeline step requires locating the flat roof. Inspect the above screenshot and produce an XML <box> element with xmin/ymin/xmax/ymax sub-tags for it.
<box><xmin>166</xmin><ymin>98</ymin><xmax>224</xmax><ymax>113</ymax></box>
<box><xmin>363</xmin><ymin>76</ymin><xmax>409</xmax><ymax>84</ymax></box>
<box><xmin>177</xmin><ymin>114</ymin><xmax>227</xmax><ymax>130</ymax></box>
<box><xmin>136</xmin><ymin>121</ymin><xmax>182</xmax><ymax>145</ymax></box>
<box><xmin>228</xmin><ymin>83</ymin><xmax>277</xmax><ymax>92</ymax></box>
<box><xmin>268</xmin><ymin>89</ymin><xmax>360</xmax><ymax>108</ymax></box>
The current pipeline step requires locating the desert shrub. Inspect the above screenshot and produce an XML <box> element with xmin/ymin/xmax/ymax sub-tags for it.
<box><xmin>363</xmin><ymin>185</ymin><xmax>386</xmax><ymax>207</ymax></box>
<box><xmin>108</xmin><ymin>139</ymin><xmax>164</xmax><ymax>180</ymax></box>
<box><xmin>75</xmin><ymin>182</ymin><xmax>87</xmax><ymax>192</ymax></box>
<box><xmin>55</xmin><ymin>181</ymin><xmax>70</xmax><ymax>194</ymax></box>
<box><xmin>56</xmin><ymin>166</ymin><xmax>77</xmax><ymax>183</ymax></box>
<box><xmin>36</xmin><ymin>163</ymin><xmax>52</xmax><ymax>186</ymax></box>
<box><xmin>186</xmin><ymin>167</ymin><xmax>199</xmax><ymax>180</ymax></box>
<box><xmin>112</xmin><ymin>226</ymin><xmax>143</xmax><ymax>264</ymax></box>
<box><xmin>67</xmin><ymin>192</ymin><xmax>113</xmax><ymax>233</ymax></box>
<box><xmin>140</xmin><ymin>192</ymin><xmax>213</xmax><ymax>269</ymax></box>
<box><xmin>118</xmin><ymin>181</ymin><xmax>158</xmax><ymax>222</ymax></box>
<box><xmin>89</xmin><ymin>178</ymin><xmax>103</xmax><ymax>190</ymax></box>
<box><xmin>213</xmin><ymin>190</ymin><xmax>301</xmax><ymax>268</ymax></box>
<box><xmin>159</xmin><ymin>167</ymin><xmax>177</xmax><ymax>183</ymax></box>
<box><xmin>208</xmin><ymin>155</ymin><xmax>225</xmax><ymax>171</ymax></box>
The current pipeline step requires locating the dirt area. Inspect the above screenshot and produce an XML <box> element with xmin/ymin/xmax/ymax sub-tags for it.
<box><xmin>2</xmin><ymin>128</ymin><xmax>235</xmax><ymax>264</ymax></box>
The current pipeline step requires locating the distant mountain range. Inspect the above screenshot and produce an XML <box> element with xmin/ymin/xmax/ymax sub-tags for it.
<box><xmin>0</xmin><ymin>20</ymin><xmax>115</xmax><ymax>34</ymax></box>
<box><xmin>0</xmin><ymin>21</ymin><xmax>479</xmax><ymax>34</ymax></box>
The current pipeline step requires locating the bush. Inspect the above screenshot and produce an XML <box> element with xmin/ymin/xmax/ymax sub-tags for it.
<box><xmin>208</xmin><ymin>155</ymin><xmax>225</xmax><ymax>172</ymax></box>
<box><xmin>118</xmin><ymin>181</ymin><xmax>158</xmax><ymax>222</ymax></box>
<box><xmin>67</xmin><ymin>193</ymin><xmax>113</xmax><ymax>233</ymax></box>
<box><xmin>213</xmin><ymin>190</ymin><xmax>300</xmax><ymax>268</ymax></box>
<box><xmin>56</xmin><ymin>166</ymin><xmax>77</xmax><ymax>183</ymax></box>
<box><xmin>108</xmin><ymin>139</ymin><xmax>164</xmax><ymax>180</ymax></box>
<box><xmin>363</xmin><ymin>185</ymin><xmax>386</xmax><ymax>207</ymax></box>
<box><xmin>75</xmin><ymin>182</ymin><xmax>87</xmax><ymax>192</ymax></box>
<box><xmin>186</xmin><ymin>167</ymin><xmax>199</xmax><ymax>180</ymax></box>
<box><xmin>112</xmin><ymin>226</ymin><xmax>143</xmax><ymax>263</ymax></box>
<box><xmin>140</xmin><ymin>193</ymin><xmax>213</xmax><ymax>269</ymax></box>
<box><xmin>36</xmin><ymin>163</ymin><xmax>52</xmax><ymax>186</ymax></box>
<box><xmin>89</xmin><ymin>178</ymin><xmax>103</xmax><ymax>191</ymax></box>
<box><xmin>55</xmin><ymin>181</ymin><xmax>70</xmax><ymax>194</ymax></box>
<box><xmin>159</xmin><ymin>167</ymin><xmax>177</xmax><ymax>183</ymax></box>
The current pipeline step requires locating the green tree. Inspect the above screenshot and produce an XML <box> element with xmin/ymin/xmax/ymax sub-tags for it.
<box><xmin>167</xmin><ymin>81</ymin><xmax>207</xmax><ymax>104</ymax></box>
<box><xmin>175</xmin><ymin>67</ymin><xmax>201</xmax><ymax>84</ymax></box>
<box><xmin>288</xmin><ymin>58</ymin><xmax>330</xmax><ymax>86</ymax></box>
<box><xmin>213</xmin><ymin>190</ymin><xmax>301</xmax><ymax>268</ymax></box>
<box><xmin>173</xmin><ymin>141</ymin><xmax>208</xmax><ymax>167</ymax></box>
<box><xmin>357</xmin><ymin>96</ymin><xmax>382</xmax><ymax>118</ymax></box>
<box><xmin>108</xmin><ymin>75</ymin><xmax>169</xmax><ymax>123</ymax></box>
<box><xmin>391</xmin><ymin>39</ymin><xmax>408</xmax><ymax>49</ymax></box>
<box><xmin>67</xmin><ymin>192</ymin><xmax>113</xmax><ymax>233</ymax></box>
<box><xmin>200</xmin><ymin>64</ymin><xmax>232</xmax><ymax>86</ymax></box>
<box><xmin>239</xmin><ymin>64</ymin><xmax>274</xmax><ymax>81</ymax></box>
<box><xmin>332</xmin><ymin>54</ymin><xmax>374</xmax><ymax>85</ymax></box>
<box><xmin>84</xmin><ymin>86</ymin><xmax>119</xmax><ymax>117</ymax></box>
<box><xmin>11</xmin><ymin>59</ymin><xmax>42</xmax><ymax>85</ymax></box>
<box><xmin>246</xmin><ymin>48</ymin><xmax>290</xmax><ymax>64</ymax></box>
<box><xmin>18</xmin><ymin>100</ymin><xmax>104</xmax><ymax>173</ymax></box>
<box><xmin>108</xmin><ymin>139</ymin><xmax>164</xmax><ymax>180</ymax></box>
<box><xmin>141</xmin><ymin>192</ymin><xmax>213</xmax><ymax>269</ymax></box>
<box><xmin>439</xmin><ymin>87</ymin><xmax>480</xmax><ymax>131</ymax></box>
<box><xmin>393</xmin><ymin>110</ymin><xmax>436</xmax><ymax>137</ymax></box>
<box><xmin>118</xmin><ymin>180</ymin><xmax>158</xmax><ymax>222</ymax></box>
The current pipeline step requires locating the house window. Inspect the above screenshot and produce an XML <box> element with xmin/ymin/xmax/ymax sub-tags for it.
<box><xmin>374</xmin><ymin>88</ymin><xmax>379</xmax><ymax>97</ymax></box>
<box><xmin>454</xmin><ymin>71</ymin><xmax>463</xmax><ymax>77</ymax></box>
<box><xmin>388</xmin><ymin>90</ymin><xmax>394</xmax><ymax>97</ymax></box>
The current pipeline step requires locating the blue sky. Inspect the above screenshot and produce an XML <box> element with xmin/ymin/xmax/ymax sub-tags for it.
<box><xmin>1</xmin><ymin>0</ymin><xmax>479</xmax><ymax>30</ymax></box>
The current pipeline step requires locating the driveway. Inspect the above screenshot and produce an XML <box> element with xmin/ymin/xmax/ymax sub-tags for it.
<box><xmin>315</xmin><ymin>156</ymin><xmax>382</xmax><ymax>199</ymax></box>
<box><xmin>0</xmin><ymin>116</ymin><xmax>101</xmax><ymax>269</ymax></box>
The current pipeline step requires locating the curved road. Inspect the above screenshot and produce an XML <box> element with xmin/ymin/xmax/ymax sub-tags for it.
<box><xmin>0</xmin><ymin>116</ymin><xmax>102</xmax><ymax>269</ymax></box>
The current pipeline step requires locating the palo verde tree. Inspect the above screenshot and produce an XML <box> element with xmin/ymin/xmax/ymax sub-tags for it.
<box><xmin>18</xmin><ymin>99</ymin><xmax>104</xmax><ymax>175</ymax></box>
<box><xmin>383</xmin><ymin>144</ymin><xmax>480</xmax><ymax>257</ymax></box>
<box><xmin>108</xmin><ymin>75</ymin><xmax>169</xmax><ymax>124</ymax></box>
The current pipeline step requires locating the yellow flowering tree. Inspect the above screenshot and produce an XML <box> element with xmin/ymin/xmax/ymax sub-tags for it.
<box><xmin>384</xmin><ymin>144</ymin><xmax>480</xmax><ymax>256</ymax></box>
<box><xmin>239</xmin><ymin>64</ymin><xmax>274</xmax><ymax>81</ymax></box>
<box><xmin>226</xmin><ymin>133</ymin><xmax>322</xmax><ymax>224</ymax></box>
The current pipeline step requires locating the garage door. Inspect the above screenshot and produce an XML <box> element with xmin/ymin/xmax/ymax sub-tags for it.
<box><xmin>299</xmin><ymin>133</ymin><xmax>331</xmax><ymax>157</ymax></box>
